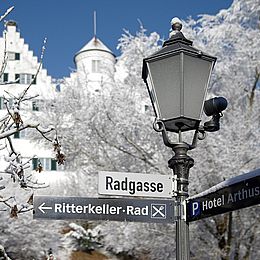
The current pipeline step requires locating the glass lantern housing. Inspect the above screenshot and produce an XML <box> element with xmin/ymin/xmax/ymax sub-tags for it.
<box><xmin>142</xmin><ymin>28</ymin><xmax>216</xmax><ymax>133</ymax></box>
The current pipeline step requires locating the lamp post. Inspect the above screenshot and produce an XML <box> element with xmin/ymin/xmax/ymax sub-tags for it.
<box><xmin>142</xmin><ymin>18</ymin><xmax>227</xmax><ymax>260</ymax></box>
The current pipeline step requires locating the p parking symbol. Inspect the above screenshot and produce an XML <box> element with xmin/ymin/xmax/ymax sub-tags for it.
<box><xmin>190</xmin><ymin>201</ymin><xmax>201</xmax><ymax>217</ymax></box>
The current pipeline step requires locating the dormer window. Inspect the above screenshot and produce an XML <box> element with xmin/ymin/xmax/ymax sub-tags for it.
<box><xmin>92</xmin><ymin>60</ymin><xmax>100</xmax><ymax>73</ymax></box>
<box><xmin>8</xmin><ymin>52</ymin><xmax>20</xmax><ymax>61</ymax></box>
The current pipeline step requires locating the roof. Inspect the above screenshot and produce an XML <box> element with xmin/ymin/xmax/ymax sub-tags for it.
<box><xmin>74</xmin><ymin>36</ymin><xmax>115</xmax><ymax>58</ymax></box>
<box><xmin>6</xmin><ymin>20</ymin><xmax>17</xmax><ymax>27</ymax></box>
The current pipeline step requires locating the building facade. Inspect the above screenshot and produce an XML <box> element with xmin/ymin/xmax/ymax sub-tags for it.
<box><xmin>0</xmin><ymin>21</ymin><xmax>116</xmax><ymax>172</ymax></box>
<box><xmin>0</xmin><ymin>21</ymin><xmax>58</xmax><ymax>171</ymax></box>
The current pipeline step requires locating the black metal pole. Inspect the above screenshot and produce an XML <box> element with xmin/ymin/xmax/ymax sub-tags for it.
<box><xmin>168</xmin><ymin>143</ymin><xmax>194</xmax><ymax>260</ymax></box>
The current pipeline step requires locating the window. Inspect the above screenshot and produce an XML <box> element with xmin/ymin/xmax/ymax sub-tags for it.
<box><xmin>32</xmin><ymin>158</ymin><xmax>38</xmax><ymax>170</ymax></box>
<box><xmin>0</xmin><ymin>73</ymin><xmax>8</xmax><ymax>83</ymax></box>
<box><xmin>51</xmin><ymin>159</ymin><xmax>57</xmax><ymax>171</ymax></box>
<box><xmin>15</xmin><ymin>53</ymin><xmax>20</xmax><ymax>60</ymax></box>
<box><xmin>56</xmin><ymin>84</ymin><xmax>61</xmax><ymax>92</ymax></box>
<box><xmin>92</xmin><ymin>60</ymin><xmax>100</xmax><ymax>73</ymax></box>
<box><xmin>0</xmin><ymin>97</ymin><xmax>4</xmax><ymax>109</ymax></box>
<box><xmin>32</xmin><ymin>101</ymin><xmax>39</xmax><ymax>111</ymax></box>
<box><xmin>32</xmin><ymin>100</ymin><xmax>44</xmax><ymax>111</ymax></box>
<box><xmin>15</xmin><ymin>74</ymin><xmax>36</xmax><ymax>85</ymax></box>
<box><xmin>8</xmin><ymin>52</ymin><xmax>20</xmax><ymax>61</ymax></box>
<box><xmin>8</xmin><ymin>98</ymin><xmax>14</xmax><ymax>108</ymax></box>
<box><xmin>32</xmin><ymin>158</ymin><xmax>57</xmax><ymax>171</ymax></box>
<box><xmin>14</xmin><ymin>131</ymin><xmax>20</xmax><ymax>139</ymax></box>
<box><xmin>13</xmin><ymin>130</ymin><xmax>26</xmax><ymax>139</ymax></box>
<box><xmin>32</xmin><ymin>100</ymin><xmax>40</xmax><ymax>111</ymax></box>
<box><xmin>45</xmin><ymin>158</ymin><xmax>50</xmax><ymax>170</ymax></box>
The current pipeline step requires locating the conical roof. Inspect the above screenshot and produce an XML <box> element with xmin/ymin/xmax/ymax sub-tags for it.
<box><xmin>75</xmin><ymin>37</ymin><xmax>115</xmax><ymax>58</ymax></box>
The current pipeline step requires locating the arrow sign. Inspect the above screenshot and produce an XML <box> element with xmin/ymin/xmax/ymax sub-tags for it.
<box><xmin>38</xmin><ymin>203</ymin><xmax>52</xmax><ymax>214</ymax></box>
<box><xmin>34</xmin><ymin>195</ymin><xmax>174</xmax><ymax>223</ymax></box>
<box><xmin>187</xmin><ymin>168</ymin><xmax>260</xmax><ymax>222</ymax></box>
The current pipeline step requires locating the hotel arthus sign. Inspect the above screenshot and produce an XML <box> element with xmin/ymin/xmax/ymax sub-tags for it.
<box><xmin>187</xmin><ymin>169</ymin><xmax>260</xmax><ymax>222</ymax></box>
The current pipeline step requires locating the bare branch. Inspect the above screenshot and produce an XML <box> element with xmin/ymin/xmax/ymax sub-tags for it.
<box><xmin>21</xmin><ymin>94</ymin><xmax>40</xmax><ymax>102</ymax></box>
<box><xmin>249</xmin><ymin>67</ymin><xmax>260</xmax><ymax>107</ymax></box>
<box><xmin>0</xmin><ymin>30</ymin><xmax>8</xmax><ymax>78</ymax></box>
<box><xmin>0</xmin><ymin>122</ymin><xmax>40</xmax><ymax>140</ymax></box>
<box><xmin>0</xmin><ymin>6</ymin><xmax>14</xmax><ymax>22</ymax></box>
<box><xmin>93</xmin><ymin>124</ymin><xmax>161</xmax><ymax>171</ymax></box>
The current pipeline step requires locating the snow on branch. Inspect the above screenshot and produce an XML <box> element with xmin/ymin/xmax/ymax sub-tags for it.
<box><xmin>0</xmin><ymin>6</ymin><xmax>14</xmax><ymax>22</ymax></box>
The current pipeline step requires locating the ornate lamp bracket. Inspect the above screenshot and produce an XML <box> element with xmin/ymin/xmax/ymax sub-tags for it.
<box><xmin>153</xmin><ymin>119</ymin><xmax>206</xmax><ymax>150</ymax></box>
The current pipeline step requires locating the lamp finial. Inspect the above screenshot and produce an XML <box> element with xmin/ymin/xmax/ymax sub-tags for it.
<box><xmin>171</xmin><ymin>17</ymin><xmax>182</xmax><ymax>30</ymax></box>
<box><xmin>170</xmin><ymin>17</ymin><xmax>182</xmax><ymax>37</ymax></box>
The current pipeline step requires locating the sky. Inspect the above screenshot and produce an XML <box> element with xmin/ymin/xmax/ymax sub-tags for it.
<box><xmin>0</xmin><ymin>0</ymin><xmax>233</xmax><ymax>79</ymax></box>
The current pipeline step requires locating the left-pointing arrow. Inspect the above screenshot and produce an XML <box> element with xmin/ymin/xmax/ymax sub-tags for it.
<box><xmin>38</xmin><ymin>202</ymin><xmax>52</xmax><ymax>214</ymax></box>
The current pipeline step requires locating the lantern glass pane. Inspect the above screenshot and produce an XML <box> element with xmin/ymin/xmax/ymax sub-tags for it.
<box><xmin>183</xmin><ymin>54</ymin><xmax>213</xmax><ymax>120</ymax></box>
<box><xmin>147</xmin><ymin>55</ymin><xmax>181</xmax><ymax>120</ymax></box>
<box><xmin>146</xmin><ymin>74</ymin><xmax>159</xmax><ymax>117</ymax></box>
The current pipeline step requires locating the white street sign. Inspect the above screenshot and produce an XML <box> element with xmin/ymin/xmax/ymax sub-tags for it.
<box><xmin>98</xmin><ymin>171</ymin><xmax>173</xmax><ymax>198</ymax></box>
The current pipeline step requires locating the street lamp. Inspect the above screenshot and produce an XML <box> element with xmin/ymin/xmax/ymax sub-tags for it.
<box><xmin>142</xmin><ymin>18</ymin><xmax>228</xmax><ymax>260</ymax></box>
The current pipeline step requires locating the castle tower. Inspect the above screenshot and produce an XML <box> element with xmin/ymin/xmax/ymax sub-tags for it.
<box><xmin>73</xmin><ymin>30</ymin><xmax>116</xmax><ymax>92</ymax></box>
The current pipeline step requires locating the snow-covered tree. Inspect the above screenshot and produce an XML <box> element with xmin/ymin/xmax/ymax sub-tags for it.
<box><xmin>41</xmin><ymin>24</ymin><xmax>171</xmax><ymax>176</ymax></box>
<box><xmin>37</xmin><ymin>0</ymin><xmax>260</xmax><ymax>259</ymax></box>
<box><xmin>182</xmin><ymin>0</ymin><xmax>260</xmax><ymax>258</ymax></box>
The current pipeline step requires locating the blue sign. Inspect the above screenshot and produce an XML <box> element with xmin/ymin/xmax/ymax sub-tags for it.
<box><xmin>187</xmin><ymin>169</ymin><xmax>260</xmax><ymax>222</ymax></box>
<box><xmin>189</xmin><ymin>200</ymin><xmax>201</xmax><ymax>218</ymax></box>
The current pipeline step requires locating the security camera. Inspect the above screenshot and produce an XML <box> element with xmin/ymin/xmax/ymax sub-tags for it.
<box><xmin>204</xmin><ymin>97</ymin><xmax>228</xmax><ymax>117</ymax></box>
<box><xmin>203</xmin><ymin>97</ymin><xmax>228</xmax><ymax>132</ymax></box>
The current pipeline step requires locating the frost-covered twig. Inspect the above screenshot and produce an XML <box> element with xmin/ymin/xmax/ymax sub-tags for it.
<box><xmin>0</xmin><ymin>196</ymin><xmax>14</xmax><ymax>210</ymax></box>
<box><xmin>0</xmin><ymin>30</ymin><xmax>8</xmax><ymax>79</ymax></box>
<box><xmin>0</xmin><ymin>123</ymin><xmax>40</xmax><ymax>139</ymax></box>
<box><xmin>0</xmin><ymin>7</ymin><xmax>14</xmax><ymax>81</ymax></box>
<box><xmin>21</xmin><ymin>94</ymin><xmax>40</xmax><ymax>102</ymax></box>
<box><xmin>0</xmin><ymin>6</ymin><xmax>14</xmax><ymax>22</ymax></box>
<box><xmin>0</xmin><ymin>195</ymin><xmax>34</xmax><ymax>217</ymax></box>
<box><xmin>35</xmin><ymin>125</ymin><xmax>55</xmax><ymax>142</ymax></box>
<box><xmin>0</xmin><ymin>244</ymin><xmax>11</xmax><ymax>260</ymax></box>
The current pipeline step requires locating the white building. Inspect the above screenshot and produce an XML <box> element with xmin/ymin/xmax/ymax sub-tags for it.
<box><xmin>0</xmin><ymin>21</ymin><xmax>58</xmax><ymax>171</ymax></box>
<box><xmin>0</xmin><ymin>20</ymin><xmax>116</xmax><ymax>172</ymax></box>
